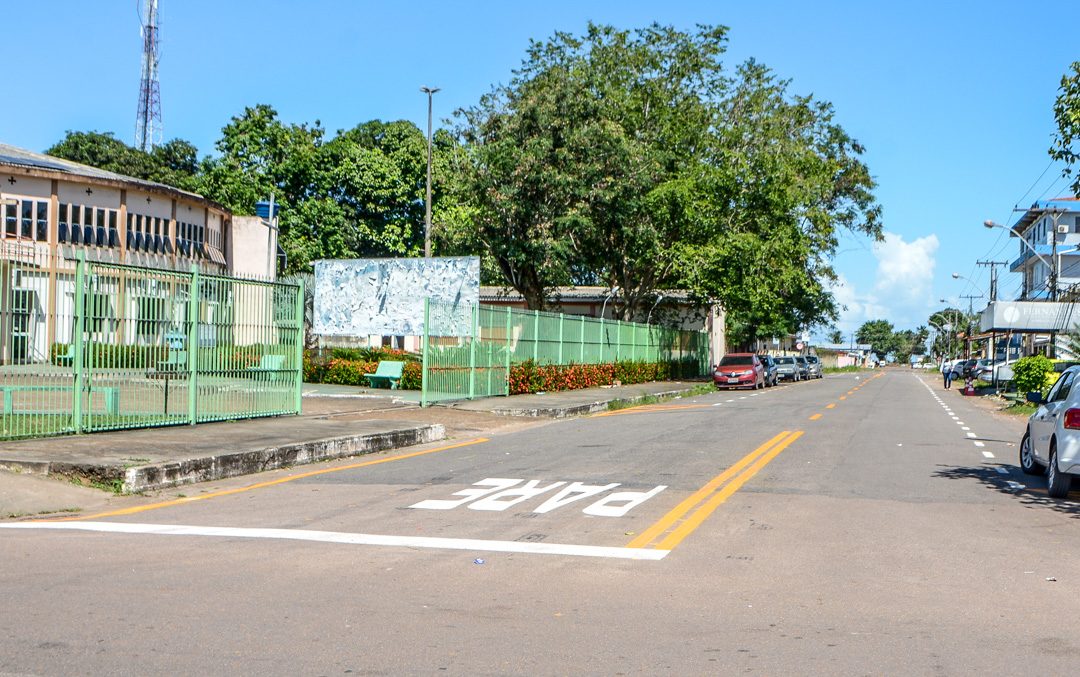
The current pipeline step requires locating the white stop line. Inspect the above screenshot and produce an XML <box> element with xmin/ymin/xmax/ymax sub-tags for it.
<box><xmin>0</xmin><ymin>521</ymin><xmax>669</xmax><ymax>561</ymax></box>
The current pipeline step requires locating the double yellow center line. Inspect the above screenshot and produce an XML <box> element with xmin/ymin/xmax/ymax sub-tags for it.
<box><xmin>627</xmin><ymin>430</ymin><xmax>803</xmax><ymax>551</ymax></box>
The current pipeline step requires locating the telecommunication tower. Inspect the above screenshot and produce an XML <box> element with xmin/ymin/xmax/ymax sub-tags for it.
<box><xmin>135</xmin><ymin>0</ymin><xmax>162</xmax><ymax>152</ymax></box>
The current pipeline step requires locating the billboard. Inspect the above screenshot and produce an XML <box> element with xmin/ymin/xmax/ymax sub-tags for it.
<box><xmin>313</xmin><ymin>257</ymin><xmax>480</xmax><ymax>336</ymax></box>
<box><xmin>980</xmin><ymin>301</ymin><xmax>1080</xmax><ymax>332</ymax></box>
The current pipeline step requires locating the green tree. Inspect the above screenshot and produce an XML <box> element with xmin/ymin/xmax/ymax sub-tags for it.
<box><xmin>827</xmin><ymin>329</ymin><xmax>844</xmax><ymax>344</ymax></box>
<box><xmin>46</xmin><ymin>131</ymin><xmax>199</xmax><ymax>190</ymax></box>
<box><xmin>1051</xmin><ymin>61</ymin><xmax>1080</xmax><ymax>197</ymax></box>
<box><xmin>450</xmin><ymin>23</ymin><xmax>881</xmax><ymax>329</ymax></box>
<box><xmin>856</xmin><ymin>319</ymin><xmax>897</xmax><ymax>358</ymax></box>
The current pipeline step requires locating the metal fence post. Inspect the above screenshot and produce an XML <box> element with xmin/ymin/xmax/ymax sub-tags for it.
<box><xmin>579</xmin><ymin>315</ymin><xmax>585</xmax><ymax>364</ymax></box>
<box><xmin>294</xmin><ymin>279</ymin><xmax>304</xmax><ymax>414</ymax></box>
<box><xmin>72</xmin><ymin>252</ymin><xmax>87</xmax><ymax>433</ymax></box>
<box><xmin>187</xmin><ymin>265</ymin><xmax>199</xmax><ymax>425</ymax></box>
<box><xmin>558</xmin><ymin>313</ymin><xmax>564</xmax><ymax>365</ymax></box>
<box><xmin>504</xmin><ymin>306</ymin><xmax>511</xmax><ymax>396</ymax></box>
<box><xmin>599</xmin><ymin>318</ymin><xmax>605</xmax><ymax>364</ymax></box>
<box><xmin>533</xmin><ymin>310</ymin><xmax>539</xmax><ymax>364</ymax></box>
<box><xmin>468</xmin><ymin>303</ymin><xmax>478</xmax><ymax>399</ymax></box>
<box><xmin>421</xmin><ymin>297</ymin><xmax>430</xmax><ymax>408</ymax></box>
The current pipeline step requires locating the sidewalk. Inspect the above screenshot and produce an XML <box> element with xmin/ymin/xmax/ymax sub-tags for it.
<box><xmin>0</xmin><ymin>379</ymin><xmax>706</xmax><ymax>518</ymax></box>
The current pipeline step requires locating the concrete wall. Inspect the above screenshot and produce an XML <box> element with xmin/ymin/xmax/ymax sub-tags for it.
<box><xmin>228</xmin><ymin>215</ymin><xmax>276</xmax><ymax>280</ymax></box>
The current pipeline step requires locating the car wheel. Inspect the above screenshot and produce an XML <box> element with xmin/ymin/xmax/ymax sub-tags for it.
<box><xmin>1047</xmin><ymin>441</ymin><xmax>1073</xmax><ymax>498</ymax></box>
<box><xmin>1019</xmin><ymin>431</ymin><xmax>1044</xmax><ymax>475</ymax></box>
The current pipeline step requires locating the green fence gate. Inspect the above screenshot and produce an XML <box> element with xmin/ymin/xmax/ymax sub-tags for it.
<box><xmin>0</xmin><ymin>245</ymin><xmax>302</xmax><ymax>439</ymax></box>
<box><xmin>421</xmin><ymin>298</ymin><xmax>709</xmax><ymax>406</ymax></box>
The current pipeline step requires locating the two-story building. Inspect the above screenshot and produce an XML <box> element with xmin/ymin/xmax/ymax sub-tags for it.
<box><xmin>0</xmin><ymin>142</ymin><xmax>277</xmax><ymax>364</ymax></box>
<box><xmin>1009</xmin><ymin>197</ymin><xmax>1080</xmax><ymax>300</ymax></box>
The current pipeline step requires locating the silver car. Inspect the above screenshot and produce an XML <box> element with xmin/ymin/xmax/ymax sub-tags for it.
<box><xmin>1021</xmin><ymin>365</ymin><xmax>1080</xmax><ymax>497</ymax></box>
<box><xmin>773</xmin><ymin>356</ymin><xmax>802</xmax><ymax>382</ymax></box>
<box><xmin>805</xmin><ymin>355</ymin><xmax>824</xmax><ymax>379</ymax></box>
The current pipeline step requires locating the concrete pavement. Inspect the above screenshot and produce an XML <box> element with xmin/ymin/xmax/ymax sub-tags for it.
<box><xmin>0</xmin><ymin>379</ymin><xmax>708</xmax><ymax>517</ymax></box>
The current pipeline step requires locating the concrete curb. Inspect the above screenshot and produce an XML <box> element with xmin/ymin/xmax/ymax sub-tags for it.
<box><xmin>0</xmin><ymin>423</ymin><xmax>445</xmax><ymax>494</ymax></box>
<box><xmin>488</xmin><ymin>387</ymin><xmax>702</xmax><ymax>419</ymax></box>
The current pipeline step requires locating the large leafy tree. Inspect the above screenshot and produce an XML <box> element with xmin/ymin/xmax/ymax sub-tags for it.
<box><xmin>856</xmin><ymin>319</ymin><xmax>897</xmax><ymax>358</ymax></box>
<box><xmin>1051</xmin><ymin>61</ymin><xmax>1080</xmax><ymax>197</ymax></box>
<box><xmin>450</xmin><ymin>22</ymin><xmax>881</xmax><ymax>330</ymax></box>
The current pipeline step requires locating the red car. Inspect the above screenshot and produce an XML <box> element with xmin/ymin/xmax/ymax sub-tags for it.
<box><xmin>713</xmin><ymin>353</ymin><xmax>765</xmax><ymax>390</ymax></box>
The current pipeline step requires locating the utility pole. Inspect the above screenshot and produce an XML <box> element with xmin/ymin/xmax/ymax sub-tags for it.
<box><xmin>420</xmin><ymin>86</ymin><xmax>440</xmax><ymax>258</ymax></box>
<box><xmin>976</xmin><ymin>260</ymin><xmax>1008</xmax><ymax>302</ymax></box>
<box><xmin>960</xmin><ymin>294</ymin><xmax>980</xmax><ymax>357</ymax></box>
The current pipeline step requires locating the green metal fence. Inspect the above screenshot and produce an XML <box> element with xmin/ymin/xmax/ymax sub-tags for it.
<box><xmin>421</xmin><ymin>298</ymin><xmax>709</xmax><ymax>406</ymax></box>
<box><xmin>0</xmin><ymin>244</ymin><xmax>302</xmax><ymax>439</ymax></box>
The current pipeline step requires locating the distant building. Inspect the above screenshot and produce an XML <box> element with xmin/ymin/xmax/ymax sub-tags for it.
<box><xmin>1008</xmin><ymin>197</ymin><xmax>1080</xmax><ymax>300</ymax></box>
<box><xmin>0</xmin><ymin>142</ymin><xmax>276</xmax><ymax>364</ymax></box>
<box><xmin>814</xmin><ymin>342</ymin><xmax>874</xmax><ymax>368</ymax></box>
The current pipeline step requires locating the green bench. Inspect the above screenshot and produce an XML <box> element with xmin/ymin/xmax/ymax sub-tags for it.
<box><xmin>156</xmin><ymin>350</ymin><xmax>188</xmax><ymax>373</ymax></box>
<box><xmin>0</xmin><ymin>385</ymin><xmax>120</xmax><ymax>415</ymax></box>
<box><xmin>248</xmin><ymin>354</ymin><xmax>286</xmax><ymax>373</ymax></box>
<box><xmin>365</xmin><ymin>360</ymin><xmax>404</xmax><ymax>390</ymax></box>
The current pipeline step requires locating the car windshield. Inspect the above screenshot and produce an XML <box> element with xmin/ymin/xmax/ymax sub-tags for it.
<box><xmin>719</xmin><ymin>355</ymin><xmax>753</xmax><ymax>366</ymax></box>
<box><xmin>807</xmin><ymin>356</ymin><xmax>819</xmax><ymax>364</ymax></box>
<box><xmin>775</xmin><ymin>357</ymin><xmax>794</xmax><ymax>364</ymax></box>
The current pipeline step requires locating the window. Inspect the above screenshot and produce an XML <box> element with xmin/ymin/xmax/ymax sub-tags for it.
<box><xmin>1049</xmin><ymin>371</ymin><xmax>1076</xmax><ymax>403</ymax></box>
<box><xmin>1074</xmin><ymin>216</ymin><xmax>1080</xmax><ymax>234</ymax></box>
<box><xmin>58</xmin><ymin>204</ymin><xmax>69</xmax><ymax>243</ymax></box>
<box><xmin>36</xmin><ymin>202</ymin><xmax>48</xmax><ymax>241</ymax></box>
<box><xmin>4</xmin><ymin>203</ymin><xmax>16</xmax><ymax>236</ymax></box>
<box><xmin>20</xmin><ymin>200</ymin><xmax>32</xmax><ymax>238</ymax></box>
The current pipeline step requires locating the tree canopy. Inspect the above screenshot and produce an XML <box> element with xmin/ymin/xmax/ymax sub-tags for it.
<box><xmin>449</xmin><ymin>22</ymin><xmax>881</xmax><ymax>335</ymax></box>
<box><xmin>1051</xmin><ymin>61</ymin><xmax>1080</xmax><ymax>197</ymax></box>
<box><xmin>47</xmin><ymin>131</ymin><xmax>199</xmax><ymax>190</ymax></box>
<box><xmin>44</xmin><ymin>22</ymin><xmax>882</xmax><ymax>338</ymax></box>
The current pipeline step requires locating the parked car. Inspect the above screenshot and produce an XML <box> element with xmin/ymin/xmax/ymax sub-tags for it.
<box><xmin>805</xmin><ymin>355</ymin><xmax>824</xmax><ymax>379</ymax></box>
<box><xmin>773</xmin><ymin>356</ymin><xmax>801</xmax><ymax>382</ymax></box>
<box><xmin>713</xmin><ymin>353</ymin><xmax>765</xmax><ymax>390</ymax></box>
<box><xmin>951</xmin><ymin>358</ymin><xmax>978</xmax><ymax>381</ymax></box>
<box><xmin>757</xmin><ymin>354</ymin><xmax>779</xmax><ymax>387</ymax></box>
<box><xmin>794</xmin><ymin>356</ymin><xmax>810</xmax><ymax>381</ymax></box>
<box><xmin>1021</xmin><ymin>364</ymin><xmax>1080</xmax><ymax>497</ymax></box>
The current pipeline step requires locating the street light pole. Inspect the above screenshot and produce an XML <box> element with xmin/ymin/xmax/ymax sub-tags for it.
<box><xmin>420</xmin><ymin>86</ymin><xmax>441</xmax><ymax>258</ymax></box>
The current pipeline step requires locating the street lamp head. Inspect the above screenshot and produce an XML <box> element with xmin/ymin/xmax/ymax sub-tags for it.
<box><xmin>952</xmin><ymin>273</ymin><xmax>960</xmax><ymax>279</ymax></box>
<box><xmin>984</xmin><ymin>220</ymin><xmax>1000</xmax><ymax>229</ymax></box>
<box><xmin>420</xmin><ymin>86</ymin><xmax>441</xmax><ymax>94</ymax></box>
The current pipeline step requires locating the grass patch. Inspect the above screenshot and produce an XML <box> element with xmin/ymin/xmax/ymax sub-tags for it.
<box><xmin>69</xmin><ymin>475</ymin><xmax>126</xmax><ymax>495</ymax></box>
<box><xmin>1001</xmin><ymin>402</ymin><xmax>1038</xmax><ymax>417</ymax></box>
<box><xmin>38</xmin><ymin>507</ymin><xmax>82</xmax><ymax>515</ymax></box>
<box><xmin>606</xmin><ymin>383</ymin><xmax>714</xmax><ymax>411</ymax></box>
<box><xmin>823</xmin><ymin>365</ymin><xmax>866</xmax><ymax>374</ymax></box>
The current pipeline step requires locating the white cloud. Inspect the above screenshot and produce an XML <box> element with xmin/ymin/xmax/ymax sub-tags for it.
<box><xmin>824</xmin><ymin>232</ymin><xmax>939</xmax><ymax>337</ymax></box>
<box><xmin>872</xmin><ymin>232</ymin><xmax>939</xmax><ymax>305</ymax></box>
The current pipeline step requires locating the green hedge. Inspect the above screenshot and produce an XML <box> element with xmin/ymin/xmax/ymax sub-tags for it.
<box><xmin>51</xmin><ymin>342</ymin><xmax>288</xmax><ymax>371</ymax></box>
<box><xmin>302</xmin><ymin>351</ymin><xmax>698</xmax><ymax>393</ymax></box>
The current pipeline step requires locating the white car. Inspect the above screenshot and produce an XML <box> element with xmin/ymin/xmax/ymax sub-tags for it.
<box><xmin>1021</xmin><ymin>365</ymin><xmax>1080</xmax><ymax>497</ymax></box>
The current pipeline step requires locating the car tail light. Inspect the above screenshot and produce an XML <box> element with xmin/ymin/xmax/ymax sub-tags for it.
<box><xmin>1065</xmin><ymin>409</ymin><xmax>1080</xmax><ymax>430</ymax></box>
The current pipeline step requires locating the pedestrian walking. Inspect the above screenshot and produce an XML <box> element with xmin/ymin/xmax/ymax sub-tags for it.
<box><xmin>941</xmin><ymin>358</ymin><xmax>952</xmax><ymax>390</ymax></box>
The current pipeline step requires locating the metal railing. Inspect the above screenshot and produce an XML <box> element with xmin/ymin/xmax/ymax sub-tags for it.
<box><xmin>0</xmin><ymin>244</ymin><xmax>302</xmax><ymax>439</ymax></box>
<box><xmin>421</xmin><ymin>299</ymin><xmax>709</xmax><ymax>406</ymax></box>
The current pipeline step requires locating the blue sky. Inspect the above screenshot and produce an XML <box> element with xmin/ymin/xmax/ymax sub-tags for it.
<box><xmin>3</xmin><ymin>1</ymin><xmax>1078</xmax><ymax>338</ymax></box>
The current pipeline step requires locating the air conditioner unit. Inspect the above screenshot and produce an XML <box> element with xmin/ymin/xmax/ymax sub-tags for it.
<box><xmin>1058</xmin><ymin>224</ymin><xmax>1069</xmax><ymax>233</ymax></box>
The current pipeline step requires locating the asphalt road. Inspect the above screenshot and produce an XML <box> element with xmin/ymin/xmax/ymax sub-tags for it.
<box><xmin>3</xmin><ymin>370</ymin><xmax>1080</xmax><ymax>676</ymax></box>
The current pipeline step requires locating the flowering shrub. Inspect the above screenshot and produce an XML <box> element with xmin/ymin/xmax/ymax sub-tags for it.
<box><xmin>322</xmin><ymin>359</ymin><xmax>378</xmax><ymax>385</ymax></box>
<box><xmin>507</xmin><ymin>359</ymin><xmax>697</xmax><ymax>395</ymax></box>
<box><xmin>399</xmin><ymin>362</ymin><xmax>423</xmax><ymax>390</ymax></box>
<box><xmin>304</xmin><ymin>352</ymin><xmax>700</xmax><ymax>393</ymax></box>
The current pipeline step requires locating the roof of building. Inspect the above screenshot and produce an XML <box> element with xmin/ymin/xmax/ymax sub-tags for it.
<box><xmin>0</xmin><ymin>142</ymin><xmax>214</xmax><ymax>206</ymax></box>
<box><xmin>480</xmin><ymin>286</ymin><xmax>695</xmax><ymax>303</ymax></box>
<box><xmin>1012</xmin><ymin>197</ymin><xmax>1080</xmax><ymax>235</ymax></box>
<box><xmin>815</xmin><ymin>343</ymin><xmax>872</xmax><ymax>352</ymax></box>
